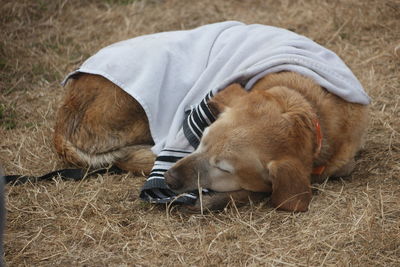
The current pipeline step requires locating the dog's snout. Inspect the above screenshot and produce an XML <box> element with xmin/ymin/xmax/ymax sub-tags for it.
<box><xmin>164</xmin><ymin>169</ymin><xmax>183</xmax><ymax>190</ymax></box>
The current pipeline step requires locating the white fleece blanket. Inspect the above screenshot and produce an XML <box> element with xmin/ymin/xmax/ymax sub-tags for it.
<box><xmin>63</xmin><ymin>21</ymin><xmax>370</xmax><ymax>204</ymax></box>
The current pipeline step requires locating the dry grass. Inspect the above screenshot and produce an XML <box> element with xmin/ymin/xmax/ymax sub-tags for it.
<box><xmin>1</xmin><ymin>0</ymin><xmax>399</xmax><ymax>265</ymax></box>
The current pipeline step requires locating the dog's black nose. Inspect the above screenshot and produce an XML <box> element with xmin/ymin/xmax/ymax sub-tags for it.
<box><xmin>164</xmin><ymin>169</ymin><xmax>182</xmax><ymax>190</ymax></box>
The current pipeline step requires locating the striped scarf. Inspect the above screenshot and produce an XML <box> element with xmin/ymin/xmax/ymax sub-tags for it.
<box><xmin>140</xmin><ymin>91</ymin><xmax>215</xmax><ymax>204</ymax></box>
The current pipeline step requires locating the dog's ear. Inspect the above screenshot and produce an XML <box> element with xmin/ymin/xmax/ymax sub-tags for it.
<box><xmin>267</xmin><ymin>158</ymin><xmax>312</xmax><ymax>212</ymax></box>
<box><xmin>208</xmin><ymin>83</ymin><xmax>247</xmax><ymax>117</ymax></box>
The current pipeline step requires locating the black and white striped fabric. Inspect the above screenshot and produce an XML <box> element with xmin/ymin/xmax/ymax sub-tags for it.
<box><xmin>140</xmin><ymin>91</ymin><xmax>215</xmax><ymax>204</ymax></box>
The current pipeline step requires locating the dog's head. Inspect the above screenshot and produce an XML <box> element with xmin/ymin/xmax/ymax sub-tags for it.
<box><xmin>165</xmin><ymin>83</ymin><xmax>317</xmax><ymax>211</ymax></box>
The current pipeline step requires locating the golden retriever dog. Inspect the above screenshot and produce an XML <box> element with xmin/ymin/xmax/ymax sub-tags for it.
<box><xmin>54</xmin><ymin>71</ymin><xmax>368</xmax><ymax>212</ymax></box>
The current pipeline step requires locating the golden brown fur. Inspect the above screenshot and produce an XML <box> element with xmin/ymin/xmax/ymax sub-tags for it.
<box><xmin>54</xmin><ymin>74</ymin><xmax>155</xmax><ymax>174</ymax></box>
<box><xmin>54</xmin><ymin>72</ymin><xmax>368</xmax><ymax>212</ymax></box>
<box><xmin>164</xmin><ymin>72</ymin><xmax>368</xmax><ymax>211</ymax></box>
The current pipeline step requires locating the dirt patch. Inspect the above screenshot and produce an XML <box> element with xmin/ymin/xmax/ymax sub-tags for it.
<box><xmin>1</xmin><ymin>0</ymin><xmax>399</xmax><ymax>265</ymax></box>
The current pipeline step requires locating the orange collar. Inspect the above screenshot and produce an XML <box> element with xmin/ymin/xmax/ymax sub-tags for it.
<box><xmin>312</xmin><ymin>119</ymin><xmax>325</xmax><ymax>175</ymax></box>
<box><xmin>314</xmin><ymin>119</ymin><xmax>323</xmax><ymax>156</ymax></box>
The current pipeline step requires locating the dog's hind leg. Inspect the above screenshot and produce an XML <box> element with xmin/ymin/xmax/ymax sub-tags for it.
<box><xmin>54</xmin><ymin>73</ymin><xmax>155</xmax><ymax>174</ymax></box>
<box><xmin>114</xmin><ymin>145</ymin><xmax>155</xmax><ymax>175</ymax></box>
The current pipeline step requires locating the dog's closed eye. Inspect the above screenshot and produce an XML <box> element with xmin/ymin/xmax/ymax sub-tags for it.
<box><xmin>213</xmin><ymin>160</ymin><xmax>235</xmax><ymax>174</ymax></box>
<box><xmin>216</xmin><ymin>166</ymin><xmax>231</xmax><ymax>173</ymax></box>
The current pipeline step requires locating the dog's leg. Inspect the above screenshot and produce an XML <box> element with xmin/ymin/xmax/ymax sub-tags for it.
<box><xmin>114</xmin><ymin>145</ymin><xmax>155</xmax><ymax>175</ymax></box>
<box><xmin>184</xmin><ymin>190</ymin><xmax>267</xmax><ymax>212</ymax></box>
<box><xmin>54</xmin><ymin>73</ymin><xmax>154</xmax><ymax>174</ymax></box>
<box><xmin>313</xmin><ymin>144</ymin><xmax>360</xmax><ymax>183</ymax></box>
<box><xmin>330</xmin><ymin>157</ymin><xmax>355</xmax><ymax>178</ymax></box>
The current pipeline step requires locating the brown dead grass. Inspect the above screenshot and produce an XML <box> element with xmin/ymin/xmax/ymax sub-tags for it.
<box><xmin>1</xmin><ymin>0</ymin><xmax>399</xmax><ymax>266</ymax></box>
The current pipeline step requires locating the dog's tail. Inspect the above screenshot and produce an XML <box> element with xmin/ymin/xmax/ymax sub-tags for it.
<box><xmin>53</xmin><ymin>133</ymin><xmax>124</xmax><ymax>168</ymax></box>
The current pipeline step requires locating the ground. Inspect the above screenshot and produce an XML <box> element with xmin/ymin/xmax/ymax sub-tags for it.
<box><xmin>0</xmin><ymin>0</ymin><xmax>399</xmax><ymax>266</ymax></box>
